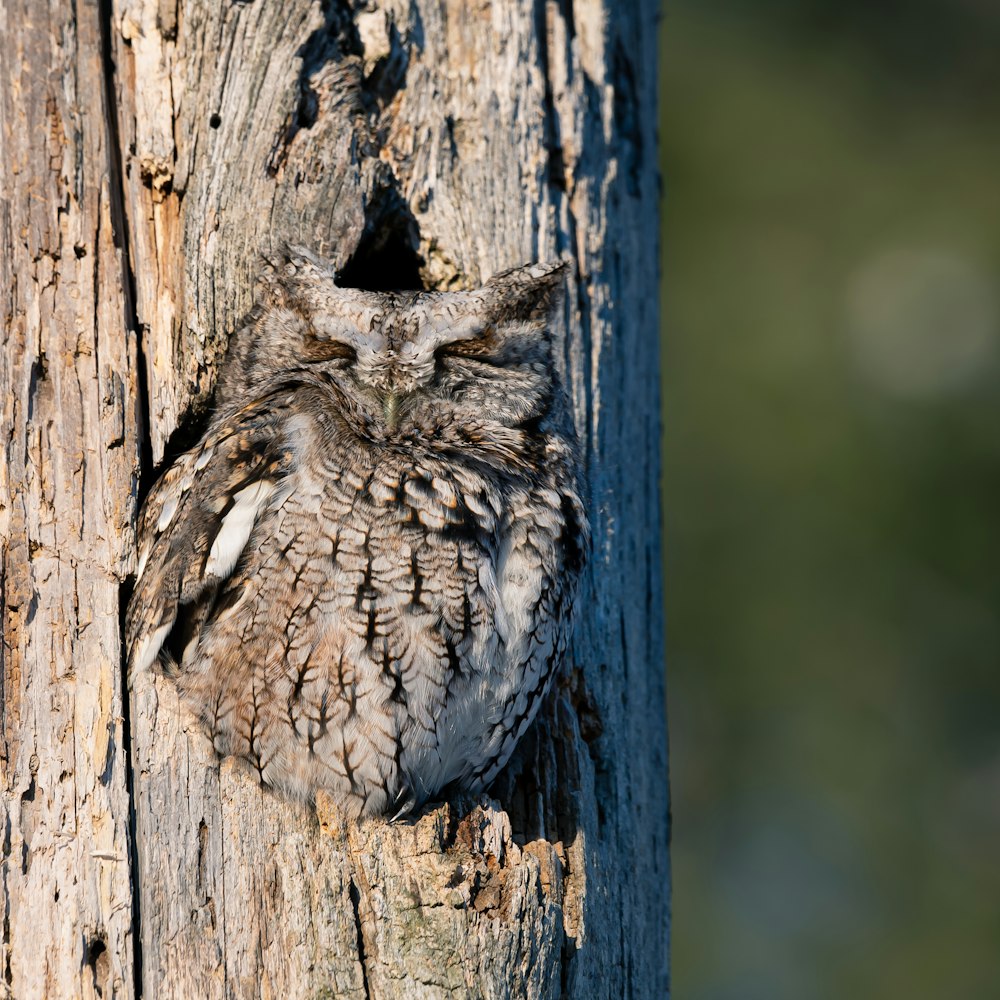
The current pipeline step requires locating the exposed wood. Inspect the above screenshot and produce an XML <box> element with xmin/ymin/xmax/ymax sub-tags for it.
<box><xmin>1</xmin><ymin>0</ymin><xmax>666</xmax><ymax>996</ymax></box>
<box><xmin>0</xmin><ymin>2</ymin><xmax>142</xmax><ymax>997</ymax></box>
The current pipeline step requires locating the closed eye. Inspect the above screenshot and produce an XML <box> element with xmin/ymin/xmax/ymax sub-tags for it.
<box><xmin>305</xmin><ymin>337</ymin><xmax>357</xmax><ymax>363</ymax></box>
<box><xmin>434</xmin><ymin>325</ymin><xmax>498</xmax><ymax>359</ymax></box>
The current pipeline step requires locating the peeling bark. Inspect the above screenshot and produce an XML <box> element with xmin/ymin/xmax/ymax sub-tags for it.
<box><xmin>1</xmin><ymin>0</ymin><xmax>666</xmax><ymax>997</ymax></box>
<box><xmin>0</xmin><ymin>2</ymin><xmax>142</xmax><ymax>997</ymax></box>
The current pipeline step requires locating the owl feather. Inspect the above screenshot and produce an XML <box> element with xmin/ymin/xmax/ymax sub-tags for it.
<box><xmin>127</xmin><ymin>248</ymin><xmax>588</xmax><ymax>819</ymax></box>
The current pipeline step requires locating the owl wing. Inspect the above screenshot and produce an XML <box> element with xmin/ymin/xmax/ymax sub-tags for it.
<box><xmin>458</xmin><ymin>479</ymin><xmax>589</xmax><ymax>792</ymax></box>
<box><xmin>126</xmin><ymin>396</ymin><xmax>293</xmax><ymax>676</ymax></box>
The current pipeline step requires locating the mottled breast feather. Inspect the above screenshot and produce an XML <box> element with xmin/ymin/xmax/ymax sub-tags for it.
<box><xmin>127</xmin><ymin>247</ymin><xmax>588</xmax><ymax>819</ymax></box>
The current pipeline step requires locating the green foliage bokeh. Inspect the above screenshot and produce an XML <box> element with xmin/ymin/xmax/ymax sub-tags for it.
<box><xmin>662</xmin><ymin>3</ymin><xmax>1000</xmax><ymax>997</ymax></box>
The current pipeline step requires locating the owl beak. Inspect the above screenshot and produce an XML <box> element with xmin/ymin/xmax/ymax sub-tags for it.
<box><xmin>383</xmin><ymin>391</ymin><xmax>401</xmax><ymax>431</ymax></box>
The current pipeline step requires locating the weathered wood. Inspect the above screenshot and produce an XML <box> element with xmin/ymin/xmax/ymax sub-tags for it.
<box><xmin>0</xmin><ymin>2</ymin><xmax>142</xmax><ymax>997</ymax></box>
<box><xmin>1</xmin><ymin>0</ymin><xmax>666</xmax><ymax>996</ymax></box>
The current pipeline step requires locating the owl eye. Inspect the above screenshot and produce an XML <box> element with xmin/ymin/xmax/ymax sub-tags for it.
<box><xmin>305</xmin><ymin>336</ymin><xmax>357</xmax><ymax>363</ymax></box>
<box><xmin>435</xmin><ymin>325</ymin><xmax>498</xmax><ymax>359</ymax></box>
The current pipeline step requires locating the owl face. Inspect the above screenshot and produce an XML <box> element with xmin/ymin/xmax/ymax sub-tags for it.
<box><xmin>218</xmin><ymin>249</ymin><xmax>567</xmax><ymax>433</ymax></box>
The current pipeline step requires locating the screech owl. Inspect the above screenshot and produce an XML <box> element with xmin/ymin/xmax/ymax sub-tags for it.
<box><xmin>126</xmin><ymin>246</ymin><xmax>588</xmax><ymax>820</ymax></box>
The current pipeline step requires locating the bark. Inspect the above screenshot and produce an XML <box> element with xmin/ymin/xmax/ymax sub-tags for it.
<box><xmin>0</xmin><ymin>4</ymin><xmax>141</xmax><ymax>997</ymax></box>
<box><xmin>1</xmin><ymin>0</ymin><xmax>667</xmax><ymax>997</ymax></box>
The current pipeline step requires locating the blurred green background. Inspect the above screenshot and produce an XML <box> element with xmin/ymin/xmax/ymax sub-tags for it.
<box><xmin>660</xmin><ymin>2</ymin><xmax>1000</xmax><ymax>997</ymax></box>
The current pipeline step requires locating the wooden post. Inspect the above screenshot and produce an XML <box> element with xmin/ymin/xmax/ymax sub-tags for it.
<box><xmin>2</xmin><ymin>0</ymin><xmax>667</xmax><ymax>996</ymax></box>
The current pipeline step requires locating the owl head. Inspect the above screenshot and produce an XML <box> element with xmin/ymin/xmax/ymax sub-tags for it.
<box><xmin>216</xmin><ymin>246</ymin><xmax>570</xmax><ymax>433</ymax></box>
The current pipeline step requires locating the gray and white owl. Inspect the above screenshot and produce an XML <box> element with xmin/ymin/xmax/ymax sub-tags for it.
<box><xmin>126</xmin><ymin>247</ymin><xmax>588</xmax><ymax>819</ymax></box>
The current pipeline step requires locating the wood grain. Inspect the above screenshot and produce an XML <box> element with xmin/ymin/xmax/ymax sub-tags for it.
<box><xmin>0</xmin><ymin>0</ymin><xmax>666</xmax><ymax>996</ymax></box>
<box><xmin>0</xmin><ymin>1</ymin><xmax>142</xmax><ymax>996</ymax></box>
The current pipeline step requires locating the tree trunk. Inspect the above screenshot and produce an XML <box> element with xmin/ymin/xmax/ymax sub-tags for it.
<box><xmin>1</xmin><ymin>1</ymin><xmax>667</xmax><ymax>997</ymax></box>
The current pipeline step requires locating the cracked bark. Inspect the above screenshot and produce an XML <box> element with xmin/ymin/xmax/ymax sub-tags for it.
<box><xmin>0</xmin><ymin>2</ymin><xmax>141</xmax><ymax>997</ymax></box>
<box><xmin>1</xmin><ymin>0</ymin><xmax>666</xmax><ymax>997</ymax></box>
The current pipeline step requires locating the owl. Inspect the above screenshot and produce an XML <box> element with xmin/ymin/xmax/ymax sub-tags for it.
<box><xmin>126</xmin><ymin>246</ymin><xmax>588</xmax><ymax>820</ymax></box>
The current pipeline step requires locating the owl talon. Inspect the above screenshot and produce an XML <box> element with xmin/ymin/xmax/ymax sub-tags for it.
<box><xmin>388</xmin><ymin>783</ymin><xmax>418</xmax><ymax>823</ymax></box>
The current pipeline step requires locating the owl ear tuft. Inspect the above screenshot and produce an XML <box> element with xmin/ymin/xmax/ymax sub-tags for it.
<box><xmin>256</xmin><ymin>244</ymin><xmax>340</xmax><ymax>305</ymax></box>
<box><xmin>483</xmin><ymin>259</ymin><xmax>572</xmax><ymax>322</ymax></box>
